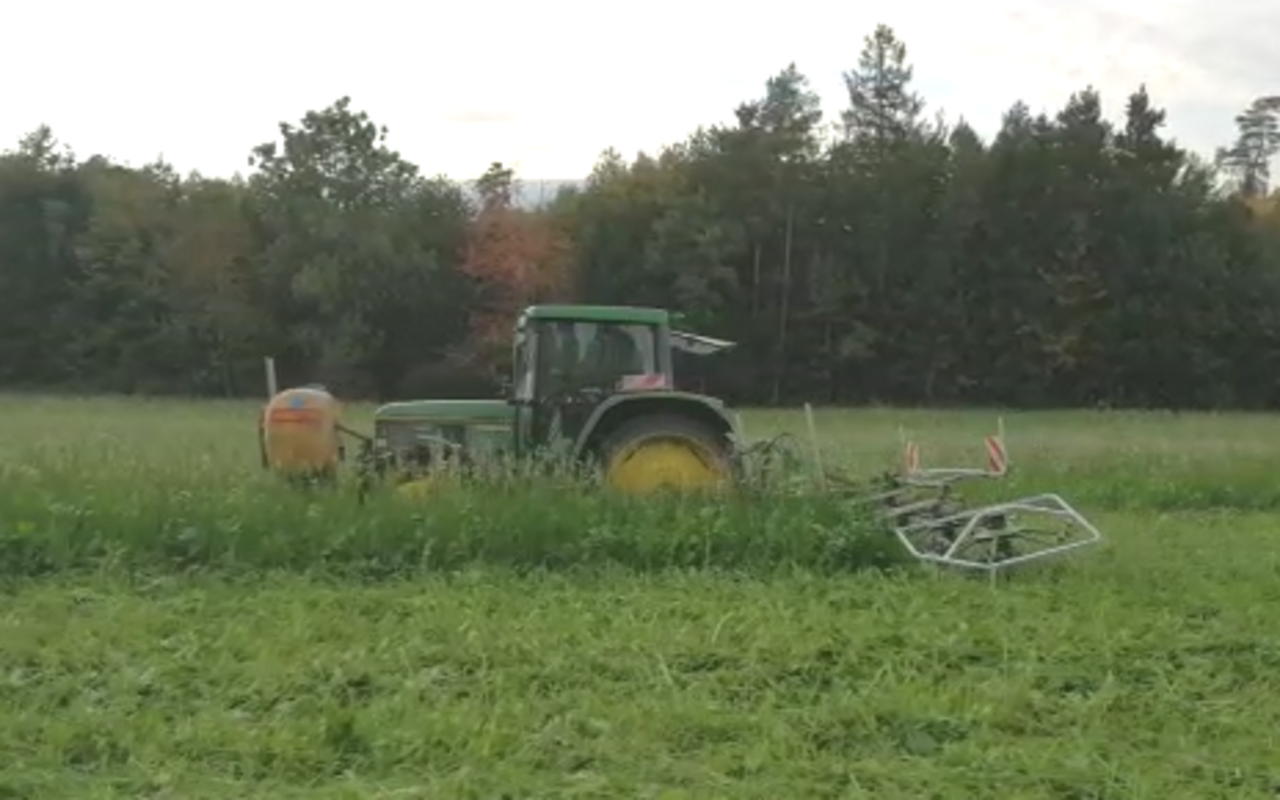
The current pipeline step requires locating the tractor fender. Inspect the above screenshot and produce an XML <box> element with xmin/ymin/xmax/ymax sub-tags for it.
<box><xmin>571</xmin><ymin>391</ymin><xmax>738</xmax><ymax>461</ymax></box>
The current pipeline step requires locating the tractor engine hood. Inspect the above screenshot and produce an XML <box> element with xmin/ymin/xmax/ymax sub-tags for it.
<box><xmin>373</xmin><ymin>399</ymin><xmax>515</xmax><ymax>462</ymax></box>
<box><xmin>374</xmin><ymin>399</ymin><xmax>515</xmax><ymax>426</ymax></box>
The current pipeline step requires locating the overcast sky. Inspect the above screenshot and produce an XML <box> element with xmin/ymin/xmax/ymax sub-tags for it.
<box><xmin>4</xmin><ymin>0</ymin><xmax>1274</xmax><ymax>181</ymax></box>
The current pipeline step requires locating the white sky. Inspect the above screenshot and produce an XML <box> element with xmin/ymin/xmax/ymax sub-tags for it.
<box><xmin>3</xmin><ymin>0</ymin><xmax>1275</xmax><ymax>181</ymax></box>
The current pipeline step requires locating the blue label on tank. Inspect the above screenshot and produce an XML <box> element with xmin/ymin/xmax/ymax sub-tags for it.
<box><xmin>288</xmin><ymin>395</ymin><xmax>306</xmax><ymax>409</ymax></box>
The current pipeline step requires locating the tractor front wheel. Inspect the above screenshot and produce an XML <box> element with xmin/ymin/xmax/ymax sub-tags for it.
<box><xmin>598</xmin><ymin>413</ymin><xmax>733</xmax><ymax>494</ymax></box>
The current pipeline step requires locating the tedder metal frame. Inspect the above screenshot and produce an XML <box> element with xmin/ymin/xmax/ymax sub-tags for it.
<box><xmin>737</xmin><ymin>407</ymin><xmax>1105</xmax><ymax>576</ymax></box>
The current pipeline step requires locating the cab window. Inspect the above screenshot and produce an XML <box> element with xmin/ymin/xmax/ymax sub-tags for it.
<box><xmin>535</xmin><ymin>320</ymin><xmax>657</xmax><ymax>394</ymax></box>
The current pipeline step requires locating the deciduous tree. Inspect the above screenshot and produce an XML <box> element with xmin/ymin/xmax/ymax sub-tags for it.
<box><xmin>462</xmin><ymin>161</ymin><xmax>574</xmax><ymax>374</ymax></box>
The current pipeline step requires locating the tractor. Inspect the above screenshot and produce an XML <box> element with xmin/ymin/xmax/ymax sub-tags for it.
<box><xmin>261</xmin><ymin>304</ymin><xmax>744</xmax><ymax>497</ymax></box>
<box><xmin>257</xmin><ymin>303</ymin><xmax>1106</xmax><ymax>575</ymax></box>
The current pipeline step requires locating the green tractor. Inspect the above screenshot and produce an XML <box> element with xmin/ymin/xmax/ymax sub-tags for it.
<box><xmin>260</xmin><ymin>304</ymin><xmax>742</xmax><ymax>497</ymax></box>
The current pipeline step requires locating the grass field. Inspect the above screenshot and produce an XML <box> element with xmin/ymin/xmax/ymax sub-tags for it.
<box><xmin>3</xmin><ymin>395</ymin><xmax>1280</xmax><ymax>798</ymax></box>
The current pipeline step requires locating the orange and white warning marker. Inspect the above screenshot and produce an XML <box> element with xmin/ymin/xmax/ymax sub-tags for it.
<box><xmin>898</xmin><ymin>417</ymin><xmax>1009</xmax><ymax>481</ymax></box>
<box><xmin>984</xmin><ymin>417</ymin><xmax>1008</xmax><ymax>475</ymax></box>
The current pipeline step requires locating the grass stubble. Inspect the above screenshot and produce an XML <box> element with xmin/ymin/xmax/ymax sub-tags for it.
<box><xmin>2</xmin><ymin>396</ymin><xmax>1280</xmax><ymax>798</ymax></box>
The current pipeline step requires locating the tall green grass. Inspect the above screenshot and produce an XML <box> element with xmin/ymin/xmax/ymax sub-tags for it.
<box><xmin>2</xmin><ymin>394</ymin><xmax>1278</xmax><ymax>578</ymax></box>
<box><xmin>0</xmin><ymin>396</ymin><xmax>907</xmax><ymax>577</ymax></box>
<box><xmin>0</xmin><ymin>466</ymin><xmax>902</xmax><ymax>578</ymax></box>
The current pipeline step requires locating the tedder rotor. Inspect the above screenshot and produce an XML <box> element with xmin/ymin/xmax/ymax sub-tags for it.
<box><xmin>257</xmin><ymin>303</ymin><xmax>1104</xmax><ymax>575</ymax></box>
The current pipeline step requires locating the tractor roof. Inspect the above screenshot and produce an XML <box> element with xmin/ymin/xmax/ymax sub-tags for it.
<box><xmin>518</xmin><ymin>304</ymin><xmax>737</xmax><ymax>355</ymax></box>
<box><xmin>521</xmin><ymin>304</ymin><xmax>670</xmax><ymax>326</ymax></box>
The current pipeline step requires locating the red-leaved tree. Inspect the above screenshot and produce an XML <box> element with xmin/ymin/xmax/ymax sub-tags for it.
<box><xmin>461</xmin><ymin>162</ymin><xmax>573</xmax><ymax>375</ymax></box>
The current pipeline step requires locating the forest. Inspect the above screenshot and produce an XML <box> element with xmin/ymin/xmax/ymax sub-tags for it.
<box><xmin>1</xmin><ymin>24</ymin><xmax>1278</xmax><ymax>409</ymax></box>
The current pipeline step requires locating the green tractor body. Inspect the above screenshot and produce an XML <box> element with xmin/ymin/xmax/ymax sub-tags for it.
<box><xmin>362</xmin><ymin>304</ymin><xmax>741</xmax><ymax>493</ymax></box>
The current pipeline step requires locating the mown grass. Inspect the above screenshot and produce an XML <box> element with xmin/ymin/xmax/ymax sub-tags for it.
<box><xmin>3</xmin><ymin>394</ymin><xmax>1280</xmax><ymax>798</ymax></box>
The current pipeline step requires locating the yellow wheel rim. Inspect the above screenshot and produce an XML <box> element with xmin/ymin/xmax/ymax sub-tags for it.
<box><xmin>605</xmin><ymin>437</ymin><xmax>729</xmax><ymax>494</ymax></box>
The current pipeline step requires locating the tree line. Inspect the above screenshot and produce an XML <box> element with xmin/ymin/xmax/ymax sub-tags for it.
<box><xmin>2</xmin><ymin>24</ymin><xmax>1278</xmax><ymax>409</ymax></box>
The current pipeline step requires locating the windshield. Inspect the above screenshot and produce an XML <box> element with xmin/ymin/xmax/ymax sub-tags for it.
<box><xmin>536</xmin><ymin>320</ymin><xmax>657</xmax><ymax>394</ymax></box>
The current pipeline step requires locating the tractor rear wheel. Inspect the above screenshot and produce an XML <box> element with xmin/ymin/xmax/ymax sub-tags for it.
<box><xmin>598</xmin><ymin>413</ymin><xmax>733</xmax><ymax>494</ymax></box>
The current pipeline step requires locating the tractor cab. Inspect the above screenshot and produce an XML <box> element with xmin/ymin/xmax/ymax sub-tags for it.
<box><xmin>508</xmin><ymin>305</ymin><xmax>737</xmax><ymax>467</ymax></box>
<box><xmin>511</xmin><ymin>305</ymin><xmax>735</xmax><ymax>403</ymax></box>
<box><xmin>511</xmin><ymin>305</ymin><xmax>669</xmax><ymax>451</ymax></box>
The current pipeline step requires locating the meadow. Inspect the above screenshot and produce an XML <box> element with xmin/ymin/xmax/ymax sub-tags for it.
<box><xmin>3</xmin><ymin>395</ymin><xmax>1280</xmax><ymax>798</ymax></box>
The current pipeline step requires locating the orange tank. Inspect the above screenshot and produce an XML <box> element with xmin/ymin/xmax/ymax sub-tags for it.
<box><xmin>259</xmin><ymin>386</ymin><xmax>342</xmax><ymax>478</ymax></box>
